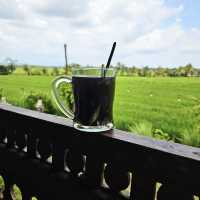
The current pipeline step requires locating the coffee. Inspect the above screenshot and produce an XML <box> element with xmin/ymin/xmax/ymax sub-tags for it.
<box><xmin>72</xmin><ymin>76</ymin><xmax>115</xmax><ymax>126</ymax></box>
<box><xmin>52</xmin><ymin>67</ymin><xmax>117</xmax><ymax>132</ymax></box>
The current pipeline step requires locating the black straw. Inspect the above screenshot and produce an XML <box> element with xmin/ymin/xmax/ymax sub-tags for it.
<box><xmin>106</xmin><ymin>42</ymin><xmax>116</xmax><ymax>69</ymax></box>
<box><xmin>103</xmin><ymin>42</ymin><xmax>116</xmax><ymax>78</ymax></box>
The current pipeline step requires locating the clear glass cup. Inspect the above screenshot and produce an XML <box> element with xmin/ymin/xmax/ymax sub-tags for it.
<box><xmin>52</xmin><ymin>67</ymin><xmax>116</xmax><ymax>132</ymax></box>
<box><xmin>52</xmin><ymin>67</ymin><xmax>117</xmax><ymax>132</ymax></box>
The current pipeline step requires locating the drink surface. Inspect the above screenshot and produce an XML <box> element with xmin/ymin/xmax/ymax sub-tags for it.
<box><xmin>72</xmin><ymin>76</ymin><xmax>115</xmax><ymax>126</ymax></box>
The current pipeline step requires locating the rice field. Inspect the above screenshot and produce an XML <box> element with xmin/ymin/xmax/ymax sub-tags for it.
<box><xmin>0</xmin><ymin>75</ymin><xmax>200</xmax><ymax>146</ymax></box>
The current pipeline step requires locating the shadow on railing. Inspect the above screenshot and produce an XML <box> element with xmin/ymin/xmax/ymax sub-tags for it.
<box><xmin>0</xmin><ymin>103</ymin><xmax>200</xmax><ymax>200</ymax></box>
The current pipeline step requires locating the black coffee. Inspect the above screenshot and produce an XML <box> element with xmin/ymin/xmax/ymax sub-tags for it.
<box><xmin>72</xmin><ymin>76</ymin><xmax>115</xmax><ymax>126</ymax></box>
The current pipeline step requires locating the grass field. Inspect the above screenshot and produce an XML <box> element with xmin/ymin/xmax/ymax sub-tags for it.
<box><xmin>0</xmin><ymin>75</ymin><xmax>200</xmax><ymax>146</ymax></box>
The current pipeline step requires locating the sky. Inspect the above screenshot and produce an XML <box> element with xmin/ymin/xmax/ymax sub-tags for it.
<box><xmin>0</xmin><ymin>0</ymin><xmax>200</xmax><ymax>67</ymax></box>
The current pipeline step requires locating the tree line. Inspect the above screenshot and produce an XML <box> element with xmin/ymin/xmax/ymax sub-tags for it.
<box><xmin>115</xmin><ymin>62</ymin><xmax>200</xmax><ymax>77</ymax></box>
<box><xmin>0</xmin><ymin>61</ymin><xmax>200</xmax><ymax>77</ymax></box>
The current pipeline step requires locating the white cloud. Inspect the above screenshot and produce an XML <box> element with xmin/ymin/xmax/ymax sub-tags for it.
<box><xmin>23</xmin><ymin>0</ymin><xmax>90</xmax><ymax>18</ymax></box>
<box><xmin>129</xmin><ymin>24</ymin><xmax>200</xmax><ymax>55</ymax></box>
<box><xmin>130</xmin><ymin>24</ymin><xmax>184</xmax><ymax>52</ymax></box>
<box><xmin>0</xmin><ymin>0</ymin><xmax>199</xmax><ymax>66</ymax></box>
<box><xmin>0</xmin><ymin>0</ymin><xmax>23</xmax><ymax>19</ymax></box>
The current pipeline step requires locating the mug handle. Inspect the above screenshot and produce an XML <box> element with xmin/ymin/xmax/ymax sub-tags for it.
<box><xmin>52</xmin><ymin>75</ymin><xmax>74</xmax><ymax>119</ymax></box>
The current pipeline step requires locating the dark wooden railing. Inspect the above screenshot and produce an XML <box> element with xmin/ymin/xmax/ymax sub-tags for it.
<box><xmin>0</xmin><ymin>103</ymin><xmax>200</xmax><ymax>200</ymax></box>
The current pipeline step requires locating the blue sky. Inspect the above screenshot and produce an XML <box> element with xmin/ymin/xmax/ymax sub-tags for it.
<box><xmin>0</xmin><ymin>0</ymin><xmax>200</xmax><ymax>67</ymax></box>
<box><xmin>166</xmin><ymin>0</ymin><xmax>200</xmax><ymax>29</ymax></box>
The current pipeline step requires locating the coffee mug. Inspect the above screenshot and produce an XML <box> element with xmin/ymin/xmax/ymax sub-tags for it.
<box><xmin>52</xmin><ymin>67</ymin><xmax>117</xmax><ymax>132</ymax></box>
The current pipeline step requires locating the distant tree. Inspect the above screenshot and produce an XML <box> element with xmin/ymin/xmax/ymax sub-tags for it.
<box><xmin>31</xmin><ymin>68</ymin><xmax>42</xmax><ymax>75</ymax></box>
<box><xmin>175</xmin><ymin>66</ymin><xmax>186</xmax><ymax>77</ymax></box>
<box><xmin>196</xmin><ymin>69</ymin><xmax>200</xmax><ymax>77</ymax></box>
<box><xmin>0</xmin><ymin>65</ymin><xmax>9</xmax><ymax>75</ymax></box>
<box><xmin>121</xmin><ymin>67</ymin><xmax>129</xmax><ymax>76</ymax></box>
<box><xmin>115</xmin><ymin>62</ymin><xmax>126</xmax><ymax>69</ymax></box>
<box><xmin>23</xmin><ymin>65</ymin><xmax>31</xmax><ymax>75</ymax></box>
<box><xmin>184</xmin><ymin>63</ymin><xmax>194</xmax><ymax>77</ymax></box>
<box><xmin>116</xmin><ymin>63</ymin><xmax>128</xmax><ymax>76</ymax></box>
<box><xmin>70</xmin><ymin>63</ymin><xmax>80</xmax><ymax>68</ymax></box>
<box><xmin>116</xmin><ymin>62</ymin><xmax>122</xmax><ymax>69</ymax></box>
<box><xmin>192</xmin><ymin>68</ymin><xmax>199</xmax><ymax>77</ymax></box>
<box><xmin>146</xmin><ymin>69</ymin><xmax>155</xmax><ymax>77</ymax></box>
<box><xmin>138</xmin><ymin>68</ymin><xmax>145</xmax><ymax>76</ymax></box>
<box><xmin>130</xmin><ymin>66</ymin><xmax>139</xmax><ymax>76</ymax></box>
<box><xmin>4</xmin><ymin>57</ymin><xmax>17</xmax><ymax>73</ymax></box>
<box><xmin>143</xmin><ymin>66</ymin><xmax>150</xmax><ymax>77</ymax></box>
<box><xmin>52</xmin><ymin>68</ymin><xmax>59</xmax><ymax>76</ymax></box>
<box><xmin>167</xmin><ymin>68</ymin><xmax>176</xmax><ymax>77</ymax></box>
<box><xmin>155</xmin><ymin>67</ymin><xmax>167</xmax><ymax>77</ymax></box>
<box><xmin>42</xmin><ymin>68</ymin><xmax>48</xmax><ymax>75</ymax></box>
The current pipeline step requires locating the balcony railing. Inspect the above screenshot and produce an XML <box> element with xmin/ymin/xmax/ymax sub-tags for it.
<box><xmin>0</xmin><ymin>103</ymin><xmax>200</xmax><ymax>200</ymax></box>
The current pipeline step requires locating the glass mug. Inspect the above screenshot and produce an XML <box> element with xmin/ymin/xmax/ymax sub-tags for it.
<box><xmin>52</xmin><ymin>67</ymin><xmax>117</xmax><ymax>132</ymax></box>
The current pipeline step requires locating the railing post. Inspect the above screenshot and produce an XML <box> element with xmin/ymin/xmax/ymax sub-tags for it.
<box><xmin>84</xmin><ymin>154</ymin><xmax>104</xmax><ymax>188</ymax></box>
<box><xmin>27</xmin><ymin>132</ymin><xmax>37</xmax><ymax>158</ymax></box>
<box><xmin>52</xmin><ymin>139</ymin><xmax>65</xmax><ymax>172</ymax></box>
<box><xmin>130</xmin><ymin>171</ymin><xmax>156</xmax><ymax>200</ymax></box>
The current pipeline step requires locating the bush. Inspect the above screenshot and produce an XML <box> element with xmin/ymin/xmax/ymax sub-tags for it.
<box><xmin>23</xmin><ymin>92</ymin><xmax>58</xmax><ymax>114</ymax></box>
<box><xmin>30</xmin><ymin>68</ymin><xmax>42</xmax><ymax>76</ymax></box>
<box><xmin>179</xmin><ymin>128</ymin><xmax>200</xmax><ymax>147</ymax></box>
<box><xmin>129</xmin><ymin>120</ymin><xmax>171</xmax><ymax>141</ymax></box>
<box><xmin>115</xmin><ymin>120</ymin><xmax>131</xmax><ymax>131</ymax></box>
<box><xmin>129</xmin><ymin>120</ymin><xmax>153</xmax><ymax>137</ymax></box>
<box><xmin>0</xmin><ymin>65</ymin><xmax>9</xmax><ymax>75</ymax></box>
<box><xmin>42</xmin><ymin>68</ymin><xmax>48</xmax><ymax>75</ymax></box>
<box><xmin>57</xmin><ymin>83</ymin><xmax>74</xmax><ymax>111</ymax></box>
<box><xmin>23</xmin><ymin>65</ymin><xmax>31</xmax><ymax>75</ymax></box>
<box><xmin>51</xmin><ymin>68</ymin><xmax>60</xmax><ymax>76</ymax></box>
<box><xmin>153</xmin><ymin>128</ymin><xmax>171</xmax><ymax>141</ymax></box>
<box><xmin>177</xmin><ymin>96</ymin><xmax>200</xmax><ymax>147</ymax></box>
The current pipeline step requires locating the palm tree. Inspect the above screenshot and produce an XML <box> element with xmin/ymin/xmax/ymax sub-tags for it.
<box><xmin>4</xmin><ymin>57</ymin><xmax>17</xmax><ymax>73</ymax></box>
